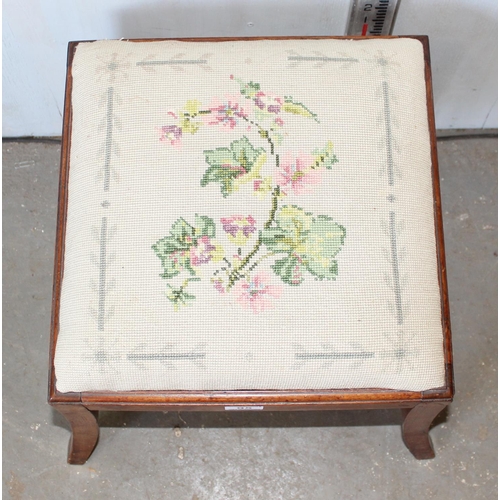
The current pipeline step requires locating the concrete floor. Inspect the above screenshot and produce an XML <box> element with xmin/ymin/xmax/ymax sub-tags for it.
<box><xmin>3</xmin><ymin>137</ymin><xmax>497</xmax><ymax>499</ymax></box>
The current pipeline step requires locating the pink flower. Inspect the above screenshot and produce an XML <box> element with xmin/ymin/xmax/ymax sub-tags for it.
<box><xmin>212</xmin><ymin>278</ymin><xmax>226</xmax><ymax>294</ymax></box>
<box><xmin>253</xmin><ymin>92</ymin><xmax>283</xmax><ymax>114</ymax></box>
<box><xmin>221</xmin><ymin>215</ymin><xmax>257</xmax><ymax>244</ymax></box>
<box><xmin>254</xmin><ymin>180</ymin><xmax>263</xmax><ymax>191</ymax></box>
<box><xmin>159</xmin><ymin>125</ymin><xmax>182</xmax><ymax>147</ymax></box>
<box><xmin>190</xmin><ymin>236</ymin><xmax>216</xmax><ymax>266</ymax></box>
<box><xmin>203</xmin><ymin>96</ymin><xmax>248</xmax><ymax>129</ymax></box>
<box><xmin>234</xmin><ymin>272</ymin><xmax>282</xmax><ymax>313</ymax></box>
<box><xmin>275</xmin><ymin>153</ymin><xmax>322</xmax><ymax>195</ymax></box>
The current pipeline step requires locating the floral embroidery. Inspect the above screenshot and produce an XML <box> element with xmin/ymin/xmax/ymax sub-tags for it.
<box><xmin>274</xmin><ymin>117</ymin><xmax>284</xmax><ymax>127</ymax></box>
<box><xmin>154</xmin><ymin>77</ymin><xmax>345</xmax><ymax>312</ymax></box>
<box><xmin>201</xmin><ymin>136</ymin><xmax>266</xmax><ymax>197</ymax></box>
<box><xmin>203</xmin><ymin>96</ymin><xmax>249</xmax><ymax>129</ymax></box>
<box><xmin>152</xmin><ymin>215</ymin><xmax>223</xmax><ymax>279</ymax></box>
<box><xmin>190</xmin><ymin>235</ymin><xmax>223</xmax><ymax>266</ymax></box>
<box><xmin>234</xmin><ymin>272</ymin><xmax>283</xmax><ymax>313</ymax></box>
<box><xmin>221</xmin><ymin>216</ymin><xmax>257</xmax><ymax>245</ymax></box>
<box><xmin>254</xmin><ymin>93</ymin><xmax>282</xmax><ymax>114</ymax></box>
<box><xmin>275</xmin><ymin>153</ymin><xmax>322</xmax><ymax>195</ymax></box>
<box><xmin>159</xmin><ymin>125</ymin><xmax>182</xmax><ymax>147</ymax></box>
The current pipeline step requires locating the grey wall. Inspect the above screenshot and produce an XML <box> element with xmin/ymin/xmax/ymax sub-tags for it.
<box><xmin>3</xmin><ymin>0</ymin><xmax>497</xmax><ymax>136</ymax></box>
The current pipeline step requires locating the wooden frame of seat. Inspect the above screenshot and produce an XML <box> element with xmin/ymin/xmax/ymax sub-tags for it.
<box><xmin>48</xmin><ymin>36</ymin><xmax>454</xmax><ymax>464</ymax></box>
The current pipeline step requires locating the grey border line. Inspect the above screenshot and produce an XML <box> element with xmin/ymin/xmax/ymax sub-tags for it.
<box><xmin>389</xmin><ymin>211</ymin><xmax>404</xmax><ymax>325</ymax></box>
<box><xmin>295</xmin><ymin>352</ymin><xmax>375</xmax><ymax>360</ymax></box>
<box><xmin>382</xmin><ymin>81</ymin><xmax>394</xmax><ymax>186</ymax></box>
<box><xmin>136</xmin><ymin>59</ymin><xmax>207</xmax><ymax>66</ymax></box>
<box><xmin>127</xmin><ymin>353</ymin><xmax>206</xmax><ymax>361</ymax></box>
<box><xmin>97</xmin><ymin>216</ymin><xmax>108</xmax><ymax>331</ymax></box>
<box><xmin>287</xmin><ymin>56</ymin><xmax>359</xmax><ymax>62</ymax></box>
<box><xmin>104</xmin><ymin>87</ymin><xmax>114</xmax><ymax>192</ymax></box>
<box><xmin>383</xmin><ymin>77</ymin><xmax>404</xmax><ymax>326</ymax></box>
<box><xmin>97</xmin><ymin>85</ymin><xmax>114</xmax><ymax>330</ymax></box>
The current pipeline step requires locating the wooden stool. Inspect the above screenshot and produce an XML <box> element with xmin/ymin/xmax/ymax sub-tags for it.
<box><xmin>49</xmin><ymin>36</ymin><xmax>453</xmax><ymax>464</ymax></box>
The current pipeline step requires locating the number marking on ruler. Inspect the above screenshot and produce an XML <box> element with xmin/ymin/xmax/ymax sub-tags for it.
<box><xmin>346</xmin><ymin>0</ymin><xmax>400</xmax><ymax>36</ymax></box>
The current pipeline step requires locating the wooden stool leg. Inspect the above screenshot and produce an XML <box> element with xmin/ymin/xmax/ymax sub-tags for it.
<box><xmin>401</xmin><ymin>402</ymin><xmax>448</xmax><ymax>459</ymax></box>
<box><xmin>53</xmin><ymin>404</ymin><xmax>99</xmax><ymax>464</ymax></box>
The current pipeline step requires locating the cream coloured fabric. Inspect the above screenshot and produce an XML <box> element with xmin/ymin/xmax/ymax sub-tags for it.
<box><xmin>55</xmin><ymin>38</ymin><xmax>446</xmax><ymax>393</ymax></box>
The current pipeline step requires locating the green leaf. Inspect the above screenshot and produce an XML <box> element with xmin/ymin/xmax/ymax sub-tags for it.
<box><xmin>160</xmin><ymin>254</ymin><xmax>186</xmax><ymax>279</ymax></box>
<box><xmin>261</xmin><ymin>206</ymin><xmax>313</xmax><ymax>254</ymax></box>
<box><xmin>263</xmin><ymin>206</ymin><xmax>346</xmax><ymax>283</ymax></box>
<box><xmin>176</xmin><ymin>100</ymin><xmax>204</xmax><ymax>135</ymax></box>
<box><xmin>200</xmin><ymin>166</ymin><xmax>239</xmax><ymax>197</ymax></box>
<box><xmin>283</xmin><ymin>97</ymin><xmax>319</xmax><ymax>122</ymax></box>
<box><xmin>202</xmin><ymin>137</ymin><xmax>265</xmax><ymax>197</ymax></box>
<box><xmin>204</xmin><ymin>148</ymin><xmax>239</xmax><ymax>169</ymax></box>
<box><xmin>194</xmin><ymin>215</ymin><xmax>216</xmax><ymax>238</ymax></box>
<box><xmin>305</xmin><ymin>256</ymin><xmax>338</xmax><ymax>280</ymax></box>
<box><xmin>260</xmin><ymin>227</ymin><xmax>291</xmax><ymax>253</ymax></box>
<box><xmin>152</xmin><ymin>237</ymin><xmax>191</xmax><ymax>279</ymax></box>
<box><xmin>238</xmin><ymin>80</ymin><xmax>261</xmax><ymax>99</ymax></box>
<box><xmin>166</xmin><ymin>284</ymin><xmax>196</xmax><ymax>310</ymax></box>
<box><xmin>301</xmin><ymin>217</ymin><xmax>345</xmax><ymax>280</ymax></box>
<box><xmin>153</xmin><ymin>215</ymin><xmax>217</xmax><ymax>278</ymax></box>
<box><xmin>307</xmin><ymin>216</ymin><xmax>346</xmax><ymax>259</ymax></box>
<box><xmin>275</xmin><ymin>205</ymin><xmax>314</xmax><ymax>234</ymax></box>
<box><xmin>233</xmin><ymin>151</ymin><xmax>266</xmax><ymax>191</ymax></box>
<box><xmin>183</xmin><ymin>100</ymin><xmax>202</xmax><ymax>115</ymax></box>
<box><xmin>152</xmin><ymin>235</ymin><xmax>188</xmax><ymax>256</ymax></box>
<box><xmin>311</xmin><ymin>141</ymin><xmax>338</xmax><ymax>169</ymax></box>
<box><xmin>272</xmin><ymin>255</ymin><xmax>305</xmax><ymax>286</ymax></box>
<box><xmin>231</xmin><ymin>136</ymin><xmax>265</xmax><ymax>169</ymax></box>
<box><xmin>179</xmin><ymin>116</ymin><xmax>202</xmax><ymax>135</ymax></box>
<box><xmin>169</xmin><ymin>218</ymin><xmax>195</xmax><ymax>240</ymax></box>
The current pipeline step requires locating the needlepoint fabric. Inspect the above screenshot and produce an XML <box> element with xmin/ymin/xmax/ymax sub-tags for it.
<box><xmin>54</xmin><ymin>38</ymin><xmax>446</xmax><ymax>393</ymax></box>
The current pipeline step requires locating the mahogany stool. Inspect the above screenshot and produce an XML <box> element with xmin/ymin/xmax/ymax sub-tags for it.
<box><xmin>49</xmin><ymin>36</ymin><xmax>453</xmax><ymax>464</ymax></box>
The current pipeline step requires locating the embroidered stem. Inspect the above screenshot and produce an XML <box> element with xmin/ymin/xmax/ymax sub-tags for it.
<box><xmin>265</xmin><ymin>186</ymin><xmax>280</xmax><ymax>228</ymax></box>
<box><xmin>226</xmin><ymin>186</ymin><xmax>280</xmax><ymax>290</ymax></box>
<box><xmin>185</xmin><ymin>104</ymin><xmax>285</xmax><ymax>291</ymax></box>
<box><xmin>165</xmin><ymin>276</ymin><xmax>201</xmax><ymax>309</ymax></box>
<box><xmin>179</xmin><ymin>279</ymin><xmax>189</xmax><ymax>292</ymax></box>
<box><xmin>221</xmin><ymin>114</ymin><xmax>282</xmax><ymax>289</ymax></box>
<box><xmin>247</xmin><ymin>251</ymin><xmax>276</xmax><ymax>273</ymax></box>
<box><xmin>227</xmin><ymin>240</ymin><xmax>261</xmax><ymax>288</ymax></box>
<box><xmin>192</xmin><ymin>109</ymin><xmax>276</xmax><ymax>155</ymax></box>
<box><xmin>240</xmin><ymin>114</ymin><xmax>275</xmax><ymax>155</ymax></box>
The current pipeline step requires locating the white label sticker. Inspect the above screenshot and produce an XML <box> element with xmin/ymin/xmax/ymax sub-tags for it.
<box><xmin>224</xmin><ymin>406</ymin><xmax>264</xmax><ymax>411</ymax></box>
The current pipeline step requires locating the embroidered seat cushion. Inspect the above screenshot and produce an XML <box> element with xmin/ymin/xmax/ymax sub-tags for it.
<box><xmin>54</xmin><ymin>38</ymin><xmax>445</xmax><ymax>393</ymax></box>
